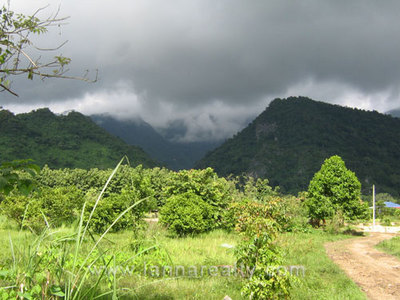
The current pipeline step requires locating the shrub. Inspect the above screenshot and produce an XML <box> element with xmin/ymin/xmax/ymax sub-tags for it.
<box><xmin>0</xmin><ymin>192</ymin><xmax>43</xmax><ymax>232</ymax></box>
<box><xmin>161</xmin><ymin>168</ymin><xmax>234</xmax><ymax>228</ymax></box>
<box><xmin>84</xmin><ymin>188</ymin><xmax>146</xmax><ymax>233</ymax></box>
<box><xmin>325</xmin><ymin>210</ymin><xmax>345</xmax><ymax>234</ymax></box>
<box><xmin>0</xmin><ymin>186</ymin><xmax>84</xmax><ymax>232</ymax></box>
<box><xmin>241</xmin><ymin>176</ymin><xmax>279</xmax><ymax>201</ymax></box>
<box><xmin>39</xmin><ymin>186</ymin><xmax>84</xmax><ymax>226</ymax></box>
<box><xmin>227</xmin><ymin>193</ymin><xmax>296</xmax><ymax>234</ymax></box>
<box><xmin>229</xmin><ymin>198</ymin><xmax>284</xmax><ymax>235</ymax></box>
<box><xmin>159</xmin><ymin>192</ymin><xmax>214</xmax><ymax>236</ymax></box>
<box><xmin>232</xmin><ymin>199</ymin><xmax>292</xmax><ymax>299</ymax></box>
<box><xmin>281</xmin><ymin>195</ymin><xmax>310</xmax><ymax>232</ymax></box>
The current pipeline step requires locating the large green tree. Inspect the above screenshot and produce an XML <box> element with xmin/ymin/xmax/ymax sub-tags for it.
<box><xmin>305</xmin><ymin>155</ymin><xmax>368</xmax><ymax>225</ymax></box>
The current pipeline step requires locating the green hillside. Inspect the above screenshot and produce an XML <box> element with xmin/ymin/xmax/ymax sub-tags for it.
<box><xmin>0</xmin><ymin>108</ymin><xmax>158</xmax><ymax>169</ymax></box>
<box><xmin>196</xmin><ymin>97</ymin><xmax>400</xmax><ymax>196</ymax></box>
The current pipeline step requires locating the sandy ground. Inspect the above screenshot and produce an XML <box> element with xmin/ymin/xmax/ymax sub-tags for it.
<box><xmin>325</xmin><ymin>232</ymin><xmax>400</xmax><ymax>300</ymax></box>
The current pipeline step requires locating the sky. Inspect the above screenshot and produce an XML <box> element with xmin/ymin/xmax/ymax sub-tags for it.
<box><xmin>1</xmin><ymin>0</ymin><xmax>400</xmax><ymax>142</ymax></box>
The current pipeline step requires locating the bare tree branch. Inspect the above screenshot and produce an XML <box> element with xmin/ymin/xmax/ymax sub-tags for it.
<box><xmin>0</xmin><ymin>5</ymin><xmax>96</xmax><ymax>97</ymax></box>
<box><xmin>0</xmin><ymin>83</ymin><xmax>19</xmax><ymax>96</ymax></box>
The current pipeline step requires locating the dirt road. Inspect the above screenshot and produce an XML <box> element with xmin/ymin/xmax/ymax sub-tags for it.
<box><xmin>325</xmin><ymin>233</ymin><xmax>400</xmax><ymax>300</ymax></box>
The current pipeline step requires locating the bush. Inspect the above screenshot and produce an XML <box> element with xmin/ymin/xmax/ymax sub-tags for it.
<box><xmin>325</xmin><ymin>210</ymin><xmax>345</xmax><ymax>234</ymax></box>
<box><xmin>159</xmin><ymin>192</ymin><xmax>214</xmax><ymax>236</ymax></box>
<box><xmin>39</xmin><ymin>186</ymin><xmax>84</xmax><ymax>226</ymax></box>
<box><xmin>84</xmin><ymin>188</ymin><xmax>146</xmax><ymax>234</ymax></box>
<box><xmin>161</xmin><ymin>168</ymin><xmax>234</xmax><ymax>228</ymax></box>
<box><xmin>232</xmin><ymin>198</ymin><xmax>292</xmax><ymax>299</ymax></box>
<box><xmin>0</xmin><ymin>186</ymin><xmax>84</xmax><ymax>232</ymax></box>
<box><xmin>228</xmin><ymin>198</ymin><xmax>285</xmax><ymax>235</ymax></box>
<box><xmin>281</xmin><ymin>195</ymin><xmax>310</xmax><ymax>232</ymax></box>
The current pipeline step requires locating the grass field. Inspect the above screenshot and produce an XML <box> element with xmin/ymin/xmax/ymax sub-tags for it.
<box><xmin>278</xmin><ymin>231</ymin><xmax>366</xmax><ymax>300</ymax></box>
<box><xmin>0</xmin><ymin>215</ymin><xmax>367</xmax><ymax>299</ymax></box>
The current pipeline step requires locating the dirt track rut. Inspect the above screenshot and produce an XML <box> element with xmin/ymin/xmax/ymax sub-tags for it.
<box><xmin>325</xmin><ymin>233</ymin><xmax>400</xmax><ymax>300</ymax></box>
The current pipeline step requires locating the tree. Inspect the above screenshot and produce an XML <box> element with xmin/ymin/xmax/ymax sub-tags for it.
<box><xmin>0</xmin><ymin>4</ymin><xmax>96</xmax><ymax>96</ymax></box>
<box><xmin>0</xmin><ymin>159</ymin><xmax>40</xmax><ymax>198</ymax></box>
<box><xmin>305</xmin><ymin>155</ymin><xmax>368</xmax><ymax>226</ymax></box>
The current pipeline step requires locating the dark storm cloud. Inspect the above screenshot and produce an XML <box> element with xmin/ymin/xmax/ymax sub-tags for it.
<box><xmin>2</xmin><ymin>0</ymin><xmax>400</xmax><ymax>140</ymax></box>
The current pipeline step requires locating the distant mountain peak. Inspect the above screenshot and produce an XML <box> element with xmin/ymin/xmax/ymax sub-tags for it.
<box><xmin>197</xmin><ymin>96</ymin><xmax>400</xmax><ymax>196</ymax></box>
<box><xmin>90</xmin><ymin>114</ymin><xmax>222</xmax><ymax>170</ymax></box>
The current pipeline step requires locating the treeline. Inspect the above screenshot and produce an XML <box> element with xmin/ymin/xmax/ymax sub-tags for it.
<box><xmin>0</xmin><ymin>164</ymin><xmax>310</xmax><ymax>235</ymax></box>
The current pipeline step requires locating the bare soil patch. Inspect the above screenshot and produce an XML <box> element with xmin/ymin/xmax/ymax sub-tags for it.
<box><xmin>325</xmin><ymin>232</ymin><xmax>400</xmax><ymax>300</ymax></box>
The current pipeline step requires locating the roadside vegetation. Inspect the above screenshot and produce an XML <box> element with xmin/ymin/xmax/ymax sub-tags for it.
<box><xmin>377</xmin><ymin>237</ymin><xmax>400</xmax><ymax>259</ymax></box>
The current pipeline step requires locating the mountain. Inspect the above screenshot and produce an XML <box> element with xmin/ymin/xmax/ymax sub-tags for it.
<box><xmin>196</xmin><ymin>97</ymin><xmax>400</xmax><ymax>196</ymax></box>
<box><xmin>0</xmin><ymin>108</ymin><xmax>158</xmax><ymax>169</ymax></box>
<box><xmin>90</xmin><ymin>115</ymin><xmax>221</xmax><ymax>170</ymax></box>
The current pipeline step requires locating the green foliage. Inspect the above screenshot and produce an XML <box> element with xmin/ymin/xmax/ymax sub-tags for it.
<box><xmin>1</xmin><ymin>164</ymin><xmax>171</xmax><ymax>234</ymax></box>
<box><xmin>160</xmin><ymin>192</ymin><xmax>215</xmax><ymax>236</ymax></box>
<box><xmin>197</xmin><ymin>96</ymin><xmax>400</xmax><ymax>196</ymax></box>
<box><xmin>84</xmin><ymin>188</ymin><xmax>146</xmax><ymax>234</ymax></box>
<box><xmin>376</xmin><ymin>193</ymin><xmax>400</xmax><ymax>204</ymax></box>
<box><xmin>241</xmin><ymin>176</ymin><xmax>279</xmax><ymax>200</ymax></box>
<box><xmin>0</xmin><ymin>186</ymin><xmax>84</xmax><ymax>232</ymax></box>
<box><xmin>232</xmin><ymin>199</ymin><xmax>292</xmax><ymax>299</ymax></box>
<box><xmin>237</xmin><ymin>236</ymin><xmax>292</xmax><ymax>299</ymax></box>
<box><xmin>377</xmin><ymin>236</ymin><xmax>400</xmax><ymax>259</ymax></box>
<box><xmin>2</xmin><ymin>163</ymin><xmax>161</xmax><ymax>234</ymax></box>
<box><xmin>305</xmin><ymin>155</ymin><xmax>368</xmax><ymax>226</ymax></box>
<box><xmin>0</xmin><ymin>159</ymin><xmax>39</xmax><ymax>196</ymax></box>
<box><xmin>226</xmin><ymin>177</ymin><xmax>309</xmax><ymax>233</ymax></box>
<box><xmin>382</xmin><ymin>216</ymin><xmax>392</xmax><ymax>226</ymax></box>
<box><xmin>0</xmin><ymin>158</ymin><xmax>154</xmax><ymax>299</ymax></box>
<box><xmin>324</xmin><ymin>210</ymin><xmax>345</xmax><ymax>234</ymax></box>
<box><xmin>281</xmin><ymin>195</ymin><xmax>311</xmax><ymax>232</ymax></box>
<box><xmin>37</xmin><ymin>164</ymin><xmax>158</xmax><ymax>201</ymax></box>
<box><xmin>229</xmin><ymin>198</ymin><xmax>286</xmax><ymax>235</ymax></box>
<box><xmin>0</xmin><ymin>108</ymin><xmax>158</xmax><ymax>169</ymax></box>
<box><xmin>161</xmin><ymin>168</ymin><xmax>234</xmax><ymax>228</ymax></box>
<box><xmin>143</xmin><ymin>167</ymin><xmax>173</xmax><ymax>208</ymax></box>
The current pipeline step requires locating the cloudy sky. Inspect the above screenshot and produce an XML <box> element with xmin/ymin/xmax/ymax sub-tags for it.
<box><xmin>2</xmin><ymin>0</ymin><xmax>400</xmax><ymax>141</ymax></box>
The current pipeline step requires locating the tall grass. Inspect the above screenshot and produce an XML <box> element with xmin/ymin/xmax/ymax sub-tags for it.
<box><xmin>1</xmin><ymin>157</ymin><xmax>152</xmax><ymax>299</ymax></box>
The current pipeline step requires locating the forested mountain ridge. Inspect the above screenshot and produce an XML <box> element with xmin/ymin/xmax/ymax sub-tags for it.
<box><xmin>0</xmin><ymin>108</ymin><xmax>158</xmax><ymax>169</ymax></box>
<box><xmin>91</xmin><ymin>114</ymin><xmax>221</xmax><ymax>170</ymax></box>
<box><xmin>196</xmin><ymin>97</ymin><xmax>400</xmax><ymax>196</ymax></box>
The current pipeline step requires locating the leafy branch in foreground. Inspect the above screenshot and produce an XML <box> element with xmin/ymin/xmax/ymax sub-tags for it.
<box><xmin>0</xmin><ymin>159</ymin><xmax>40</xmax><ymax>197</ymax></box>
<box><xmin>0</xmin><ymin>5</ymin><xmax>97</xmax><ymax>96</ymax></box>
